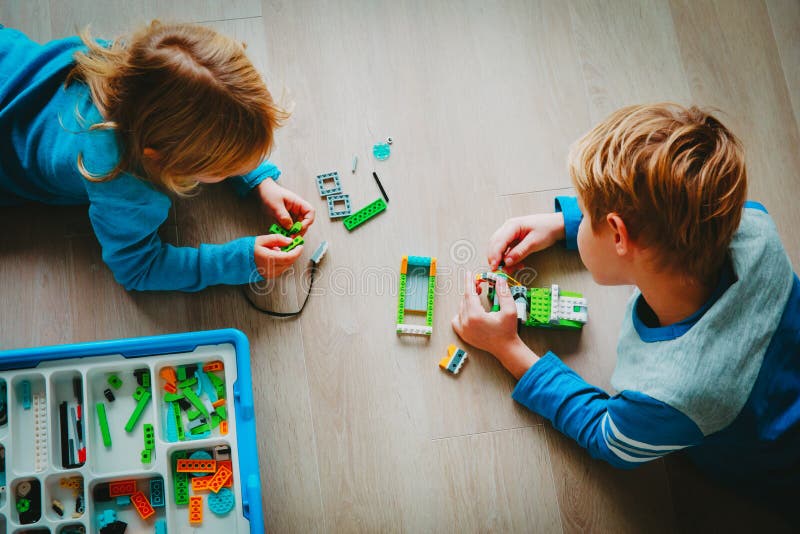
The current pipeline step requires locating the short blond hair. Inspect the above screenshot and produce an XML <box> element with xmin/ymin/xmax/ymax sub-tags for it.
<box><xmin>67</xmin><ymin>20</ymin><xmax>288</xmax><ymax>195</ymax></box>
<box><xmin>568</xmin><ymin>103</ymin><xmax>747</xmax><ymax>283</ymax></box>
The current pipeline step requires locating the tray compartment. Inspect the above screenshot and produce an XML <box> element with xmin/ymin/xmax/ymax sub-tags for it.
<box><xmin>49</xmin><ymin>372</ymin><xmax>86</xmax><ymax>470</ymax></box>
<box><xmin>86</xmin><ymin>366</ymin><xmax>155</xmax><ymax>474</ymax></box>
<box><xmin>10</xmin><ymin>375</ymin><xmax>47</xmax><ymax>474</ymax></box>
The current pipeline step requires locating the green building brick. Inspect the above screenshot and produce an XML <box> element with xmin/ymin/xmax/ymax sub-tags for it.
<box><xmin>107</xmin><ymin>374</ymin><xmax>122</xmax><ymax>390</ymax></box>
<box><xmin>172</xmin><ymin>450</ymin><xmax>189</xmax><ymax>505</ymax></box>
<box><xmin>95</xmin><ymin>402</ymin><xmax>112</xmax><ymax>447</ymax></box>
<box><xmin>397</xmin><ymin>272</ymin><xmax>407</xmax><ymax>326</ymax></box>
<box><xmin>343</xmin><ymin>198</ymin><xmax>387</xmax><ymax>231</ymax></box>
<box><xmin>125</xmin><ymin>389</ymin><xmax>151</xmax><ymax>433</ymax></box>
<box><xmin>282</xmin><ymin>235</ymin><xmax>304</xmax><ymax>252</ymax></box>
<box><xmin>172</xmin><ymin>401</ymin><xmax>185</xmax><ymax>441</ymax></box>
<box><xmin>425</xmin><ymin>275</ymin><xmax>436</xmax><ymax>327</ymax></box>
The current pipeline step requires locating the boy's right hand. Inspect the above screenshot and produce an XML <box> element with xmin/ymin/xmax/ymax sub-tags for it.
<box><xmin>487</xmin><ymin>213</ymin><xmax>566</xmax><ymax>271</ymax></box>
<box><xmin>253</xmin><ymin>234</ymin><xmax>304</xmax><ymax>279</ymax></box>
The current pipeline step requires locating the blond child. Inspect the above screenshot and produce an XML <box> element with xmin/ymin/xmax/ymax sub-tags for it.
<box><xmin>0</xmin><ymin>21</ymin><xmax>314</xmax><ymax>291</ymax></box>
<box><xmin>453</xmin><ymin>104</ymin><xmax>799</xmax><ymax>516</ymax></box>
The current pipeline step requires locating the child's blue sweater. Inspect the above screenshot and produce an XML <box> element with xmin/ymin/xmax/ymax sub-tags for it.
<box><xmin>515</xmin><ymin>196</ymin><xmax>800</xmax><ymax>511</ymax></box>
<box><xmin>0</xmin><ymin>27</ymin><xmax>279</xmax><ymax>291</ymax></box>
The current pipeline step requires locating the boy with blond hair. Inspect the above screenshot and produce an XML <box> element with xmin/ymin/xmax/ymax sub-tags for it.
<box><xmin>453</xmin><ymin>103</ymin><xmax>799</xmax><ymax>514</ymax></box>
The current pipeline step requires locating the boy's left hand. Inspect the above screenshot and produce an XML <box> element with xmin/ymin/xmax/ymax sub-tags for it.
<box><xmin>256</xmin><ymin>178</ymin><xmax>316</xmax><ymax>234</ymax></box>
<box><xmin>452</xmin><ymin>273</ymin><xmax>539</xmax><ymax>379</ymax></box>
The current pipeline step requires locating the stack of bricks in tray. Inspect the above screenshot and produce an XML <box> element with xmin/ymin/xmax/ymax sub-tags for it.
<box><xmin>160</xmin><ymin>361</ymin><xmax>228</xmax><ymax>442</ymax></box>
<box><xmin>173</xmin><ymin>445</ymin><xmax>236</xmax><ymax>525</ymax></box>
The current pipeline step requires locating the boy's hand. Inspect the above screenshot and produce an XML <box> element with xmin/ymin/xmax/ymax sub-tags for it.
<box><xmin>452</xmin><ymin>273</ymin><xmax>539</xmax><ymax>379</ymax></box>
<box><xmin>253</xmin><ymin>234</ymin><xmax>304</xmax><ymax>279</ymax></box>
<box><xmin>256</xmin><ymin>178</ymin><xmax>316</xmax><ymax>234</ymax></box>
<box><xmin>487</xmin><ymin>213</ymin><xmax>566</xmax><ymax>270</ymax></box>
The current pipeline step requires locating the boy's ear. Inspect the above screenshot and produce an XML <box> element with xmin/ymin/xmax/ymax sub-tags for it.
<box><xmin>606</xmin><ymin>213</ymin><xmax>631</xmax><ymax>256</ymax></box>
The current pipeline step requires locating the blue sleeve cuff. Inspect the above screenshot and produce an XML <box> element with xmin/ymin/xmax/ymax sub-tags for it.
<box><xmin>229</xmin><ymin>160</ymin><xmax>281</xmax><ymax>197</ymax></box>
<box><xmin>744</xmin><ymin>200</ymin><xmax>768</xmax><ymax>214</ymax></box>
<box><xmin>554</xmin><ymin>196</ymin><xmax>582</xmax><ymax>250</ymax></box>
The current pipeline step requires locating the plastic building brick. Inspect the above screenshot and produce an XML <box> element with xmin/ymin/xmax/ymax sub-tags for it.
<box><xmin>183</xmin><ymin>388</ymin><xmax>209</xmax><ymax>419</ymax></box>
<box><xmin>373</xmin><ymin>142</ymin><xmax>391</xmax><ymax>160</ymax></box>
<box><xmin>163</xmin><ymin>382</ymin><xmax>177</xmax><ymax>394</ymax></box>
<box><xmin>154</xmin><ymin>518</ymin><xmax>167</xmax><ymax>534</ymax></box>
<box><xmin>103</xmin><ymin>388</ymin><xmax>115</xmax><ymax>402</ymax></box>
<box><xmin>149</xmin><ymin>478</ymin><xmax>165</xmax><ymax>508</ymax></box>
<box><xmin>476</xmin><ymin>273</ymin><xmax>588</xmax><ymax>330</ymax></box>
<box><xmin>178</xmin><ymin>377</ymin><xmax>197</xmax><ymax>390</ymax></box>
<box><xmin>131</xmin><ymin>491</ymin><xmax>155</xmax><ymax>520</ymax></box>
<box><xmin>268</xmin><ymin>223</ymin><xmax>292</xmax><ymax>238</ymax></box>
<box><xmin>160</xmin><ymin>367</ymin><xmax>177</xmax><ymax>386</ymax></box>
<box><xmin>311</xmin><ymin>241</ymin><xmax>329</xmax><ymax>264</ymax></box>
<box><xmin>176</xmin><ymin>459</ymin><xmax>216</xmax><ymax>474</ymax></box>
<box><xmin>141</xmin><ymin>449</ymin><xmax>152</xmax><ymax>464</ymax></box>
<box><xmin>289</xmin><ymin>221</ymin><xmax>303</xmax><ymax>234</ymax></box>
<box><xmin>172</xmin><ymin>402</ymin><xmax>185</xmax><ymax>441</ymax></box>
<box><xmin>189</xmin><ymin>495</ymin><xmax>203</xmax><ymax>525</ymax></box>
<box><xmin>143</xmin><ymin>424</ymin><xmax>155</xmax><ymax>450</ymax></box>
<box><xmin>214</xmin><ymin>444</ymin><xmax>232</xmax><ymax>461</ymax></box>
<box><xmin>95</xmin><ymin>403</ymin><xmax>112</xmax><ymax>447</ymax></box>
<box><xmin>97</xmin><ymin>509</ymin><xmax>117</xmax><ymax>529</ymax></box>
<box><xmin>107</xmin><ymin>374</ymin><xmax>122</xmax><ymax>390</ymax></box>
<box><xmin>220</xmin><ymin>420</ymin><xmax>229</xmax><ymax>435</ymax></box>
<box><xmin>177</xmin><ymin>366</ymin><xmax>187</xmax><ymax>382</ymax></box>
<box><xmin>282</xmin><ymin>235</ymin><xmax>305</xmax><ymax>253</ymax></box>
<box><xmin>108</xmin><ymin>479</ymin><xmax>137</xmax><ymax>497</ymax></box>
<box><xmin>396</xmin><ymin>255</ymin><xmax>436</xmax><ymax>336</ymax></box>
<box><xmin>21</xmin><ymin>380</ymin><xmax>31</xmax><ymax>409</ymax></box>
<box><xmin>34</xmin><ymin>392</ymin><xmax>48</xmax><ymax>471</ymax></box>
<box><xmin>439</xmin><ymin>344</ymin><xmax>468</xmax><ymax>374</ymax></box>
<box><xmin>191</xmin><ymin>475</ymin><xmax>213</xmax><ymax>491</ymax></box>
<box><xmin>52</xmin><ymin>498</ymin><xmax>65</xmax><ymax>517</ymax></box>
<box><xmin>116</xmin><ymin>495</ymin><xmax>131</xmax><ymax>507</ymax></box>
<box><xmin>203</xmin><ymin>361</ymin><xmax>224</xmax><ymax>373</ymax></box>
<box><xmin>172</xmin><ymin>451</ymin><xmax>189</xmax><ymax>505</ymax></box>
<box><xmin>125</xmin><ymin>387</ymin><xmax>151</xmax><ymax>433</ymax></box>
<box><xmin>207</xmin><ymin>464</ymin><xmax>233</xmax><ymax>493</ymax></box>
<box><xmin>326</xmin><ymin>193</ymin><xmax>352</xmax><ymax>218</ymax></box>
<box><xmin>343</xmin><ymin>197</ymin><xmax>387</xmax><ymax>231</ymax></box>
<box><xmin>316</xmin><ymin>171</ymin><xmax>342</xmax><ymax>196</ymax></box>
<box><xmin>208</xmin><ymin>487</ymin><xmax>235</xmax><ymax>516</ymax></box>
<box><xmin>60</xmin><ymin>476</ymin><xmax>82</xmax><ymax>491</ymax></box>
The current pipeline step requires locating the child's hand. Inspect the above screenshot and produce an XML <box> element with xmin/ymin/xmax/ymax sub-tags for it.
<box><xmin>253</xmin><ymin>234</ymin><xmax>304</xmax><ymax>278</ymax></box>
<box><xmin>487</xmin><ymin>213</ymin><xmax>566</xmax><ymax>270</ymax></box>
<box><xmin>256</xmin><ymin>179</ymin><xmax>316</xmax><ymax>234</ymax></box>
<box><xmin>452</xmin><ymin>273</ymin><xmax>539</xmax><ymax>379</ymax></box>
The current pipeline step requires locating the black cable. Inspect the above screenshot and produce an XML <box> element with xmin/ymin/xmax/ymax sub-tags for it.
<box><xmin>241</xmin><ymin>260</ymin><xmax>319</xmax><ymax>317</ymax></box>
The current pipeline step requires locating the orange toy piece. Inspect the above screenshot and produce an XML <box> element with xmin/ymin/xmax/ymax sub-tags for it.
<box><xmin>191</xmin><ymin>475</ymin><xmax>213</xmax><ymax>492</ymax></box>
<box><xmin>203</xmin><ymin>361</ymin><xmax>224</xmax><ymax>373</ymax></box>
<box><xmin>159</xmin><ymin>367</ymin><xmax>177</xmax><ymax>385</ymax></box>
<box><xmin>163</xmin><ymin>382</ymin><xmax>177</xmax><ymax>394</ymax></box>
<box><xmin>218</xmin><ymin>460</ymin><xmax>234</xmax><ymax>488</ymax></box>
<box><xmin>176</xmin><ymin>459</ymin><xmax>216</xmax><ymax>474</ymax></box>
<box><xmin>108</xmin><ymin>479</ymin><xmax>137</xmax><ymax>497</ymax></box>
<box><xmin>189</xmin><ymin>496</ymin><xmax>203</xmax><ymax>525</ymax></box>
<box><xmin>212</xmin><ymin>399</ymin><xmax>226</xmax><ymax>409</ymax></box>
<box><xmin>131</xmin><ymin>491</ymin><xmax>155</xmax><ymax>520</ymax></box>
<box><xmin>207</xmin><ymin>465</ymin><xmax>233</xmax><ymax>493</ymax></box>
<box><xmin>220</xmin><ymin>420</ymin><xmax>229</xmax><ymax>436</ymax></box>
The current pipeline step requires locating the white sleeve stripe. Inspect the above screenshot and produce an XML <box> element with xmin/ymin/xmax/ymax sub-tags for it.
<box><xmin>605</xmin><ymin>413</ymin><xmax>691</xmax><ymax>452</ymax></box>
<box><xmin>601</xmin><ymin>417</ymin><xmax>660</xmax><ymax>463</ymax></box>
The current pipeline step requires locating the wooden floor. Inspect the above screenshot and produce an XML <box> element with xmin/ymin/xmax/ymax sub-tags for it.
<box><xmin>2</xmin><ymin>1</ymin><xmax>799</xmax><ymax>532</ymax></box>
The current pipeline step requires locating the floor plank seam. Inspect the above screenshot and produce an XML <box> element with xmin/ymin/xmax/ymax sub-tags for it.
<box><xmin>430</xmin><ymin>424</ymin><xmax>543</xmax><ymax>442</ymax></box>
<box><xmin>195</xmin><ymin>15</ymin><xmax>262</xmax><ymax>25</ymax></box>
<box><xmin>540</xmin><ymin>427</ymin><xmax>567</xmax><ymax>534</ymax></box>
<box><xmin>499</xmin><ymin>186</ymin><xmax>575</xmax><ymax>197</ymax></box>
<box><xmin>296</xmin><ymin>320</ymin><xmax>328</xmax><ymax>532</ymax></box>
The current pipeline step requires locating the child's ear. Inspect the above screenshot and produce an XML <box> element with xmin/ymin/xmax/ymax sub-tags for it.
<box><xmin>606</xmin><ymin>213</ymin><xmax>630</xmax><ymax>257</ymax></box>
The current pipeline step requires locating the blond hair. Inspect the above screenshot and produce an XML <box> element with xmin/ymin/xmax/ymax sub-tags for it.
<box><xmin>568</xmin><ymin>103</ymin><xmax>747</xmax><ymax>283</ymax></box>
<box><xmin>67</xmin><ymin>20</ymin><xmax>288</xmax><ymax>195</ymax></box>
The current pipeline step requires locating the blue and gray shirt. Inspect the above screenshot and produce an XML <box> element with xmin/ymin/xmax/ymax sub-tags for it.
<box><xmin>513</xmin><ymin>196</ymin><xmax>800</xmax><ymax>505</ymax></box>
